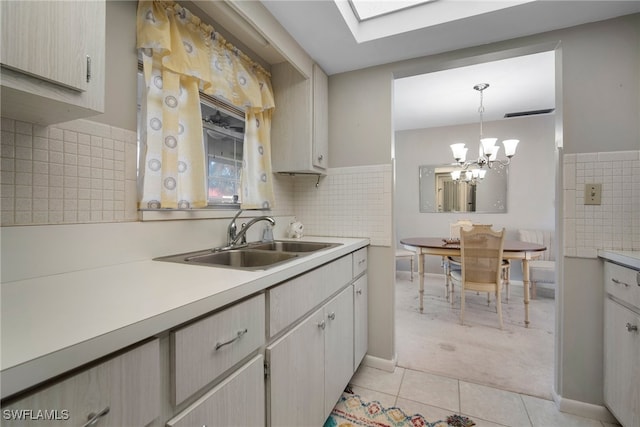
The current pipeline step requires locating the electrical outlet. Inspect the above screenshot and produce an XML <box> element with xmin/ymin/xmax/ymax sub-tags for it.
<box><xmin>584</xmin><ymin>183</ymin><xmax>602</xmax><ymax>205</ymax></box>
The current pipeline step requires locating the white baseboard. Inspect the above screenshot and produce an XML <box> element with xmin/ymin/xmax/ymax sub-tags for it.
<box><xmin>361</xmin><ymin>353</ymin><xmax>397</xmax><ymax>373</ymax></box>
<box><xmin>552</xmin><ymin>389</ymin><xmax>618</xmax><ymax>423</ymax></box>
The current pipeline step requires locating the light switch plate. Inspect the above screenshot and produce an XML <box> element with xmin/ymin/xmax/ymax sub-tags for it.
<box><xmin>584</xmin><ymin>183</ymin><xmax>602</xmax><ymax>205</ymax></box>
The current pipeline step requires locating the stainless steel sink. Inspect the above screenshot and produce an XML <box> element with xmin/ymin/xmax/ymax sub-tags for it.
<box><xmin>155</xmin><ymin>249</ymin><xmax>299</xmax><ymax>270</ymax></box>
<box><xmin>154</xmin><ymin>240</ymin><xmax>341</xmax><ymax>271</ymax></box>
<box><xmin>247</xmin><ymin>240</ymin><xmax>340</xmax><ymax>253</ymax></box>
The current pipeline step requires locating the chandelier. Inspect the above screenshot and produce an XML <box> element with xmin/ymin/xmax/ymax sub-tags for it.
<box><xmin>449</xmin><ymin>83</ymin><xmax>519</xmax><ymax>180</ymax></box>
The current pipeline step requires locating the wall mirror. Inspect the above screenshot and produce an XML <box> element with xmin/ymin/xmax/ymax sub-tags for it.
<box><xmin>419</xmin><ymin>164</ymin><xmax>508</xmax><ymax>213</ymax></box>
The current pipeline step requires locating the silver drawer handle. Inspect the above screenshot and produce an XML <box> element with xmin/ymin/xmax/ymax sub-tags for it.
<box><xmin>626</xmin><ymin>323</ymin><xmax>638</xmax><ymax>333</ymax></box>
<box><xmin>317</xmin><ymin>320</ymin><xmax>326</xmax><ymax>330</ymax></box>
<box><xmin>611</xmin><ymin>278</ymin><xmax>630</xmax><ymax>288</ymax></box>
<box><xmin>358</xmin><ymin>259</ymin><xmax>366</xmax><ymax>265</ymax></box>
<box><xmin>328</xmin><ymin>312</ymin><xmax>336</xmax><ymax>321</ymax></box>
<box><xmin>83</xmin><ymin>406</ymin><xmax>110</xmax><ymax>427</ymax></box>
<box><xmin>215</xmin><ymin>328</ymin><xmax>248</xmax><ymax>351</ymax></box>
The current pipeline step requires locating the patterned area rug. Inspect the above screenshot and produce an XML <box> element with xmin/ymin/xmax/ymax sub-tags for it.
<box><xmin>324</xmin><ymin>393</ymin><xmax>475</xmax><ymax>427</ymax></box>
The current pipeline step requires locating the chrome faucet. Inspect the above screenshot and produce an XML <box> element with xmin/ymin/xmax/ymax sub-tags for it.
<box><xmin>226</xmin><ymin>209</ymin><xmax>276</xmax><ymax>248</ymax></box>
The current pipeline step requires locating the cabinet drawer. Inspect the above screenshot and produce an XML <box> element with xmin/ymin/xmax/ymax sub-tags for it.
<box><xmin>353</xmin><ymin>247</ymin><xmax>368</xmax><ymax>278</ymax></box>
<box><xmin>269</xmin><ymin>255</ymin><xmax>352</xmax><ymax>337</ymax></box>
<box><xmin>605</xmin><ymin>261</ymin><xmax>640</xmax><ymax>307</ymax></box>
<box><xmin>167</xmin><ymin>355</ymin><xmax>265</xmax><ymax>427</ymax></box>
<box><xmin>1</xmin><ymin>339</ymin><xmax>160</xmax><ymax>427</ymax></box>
<box><xmin>173</xmin><ymin>294</ymin><xmax>265</xmax><ymax>405</ymax></box>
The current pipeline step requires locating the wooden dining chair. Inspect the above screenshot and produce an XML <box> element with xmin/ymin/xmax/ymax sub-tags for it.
<box><xmin>446</xmin><ymin>221</ymin><xmax>510</xmax><ymax>304</ymax></box>
<box><xmin>450</xmin><ymin>225</ymin><xmax>506</xmax><ymax>328</ymax></box>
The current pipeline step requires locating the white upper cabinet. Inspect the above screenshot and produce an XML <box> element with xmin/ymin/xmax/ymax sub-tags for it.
<box><xmin>0</xmin><ymin>0</ymin><xmax>105</xmax><ymax>124</ymax></box>
<box><xmin>270</xmin><ymin>62</ymin><xmax>329</xmax><ymax>174</ymax></box>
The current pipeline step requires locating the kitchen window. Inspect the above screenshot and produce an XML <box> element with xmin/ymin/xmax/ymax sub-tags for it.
<box><xmin>137</xmin><ymin>69</ymin><xmax>245</xmax><ymax>209</ymax></box>
<box><xmin>201</xmin><ymin>98</ymin><xmax>245</xmax><ymax>207</ymax></box>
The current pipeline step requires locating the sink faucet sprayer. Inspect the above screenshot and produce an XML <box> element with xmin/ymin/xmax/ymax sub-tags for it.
<box><xmin>226</xmin><ymin>209</ymin><xmax>276</xmax><ymax>248</ymax></box>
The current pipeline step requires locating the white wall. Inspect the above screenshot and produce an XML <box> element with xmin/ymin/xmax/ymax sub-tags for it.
<box><xmin>395</xmin><ymin>115</ymin><xmax>556</xmax><ymax>278</ymax></box>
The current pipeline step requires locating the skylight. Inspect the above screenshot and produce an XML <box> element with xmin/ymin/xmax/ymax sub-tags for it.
<box><xmin>336</xmin><ymin>0</ymin><xmax>536</xmax><ymax>44</ymax></box>
<box><xmin>349</xmin><ymin>0</ymin><xmax>434</xmax><ymax>21</ymax></box>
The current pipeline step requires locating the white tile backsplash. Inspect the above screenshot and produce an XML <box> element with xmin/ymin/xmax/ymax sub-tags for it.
<box><xmin>1</xmin><ymin>117</ymin><xmax>138</xmax><ymax>225</ymax></box>
<box><xmin>291</xmin><ymin>164</ymin><xmax>392</xmax><ymax>246</ymax></box>
<box><xmin>2</xmin><ymin>116</ymin><xmax>389</xmax><ymax>247</ymax></box>
<box><xmin>563</xmin><ymin>150</ymin><xmax>640</xmax><ymax>257</ymax></box>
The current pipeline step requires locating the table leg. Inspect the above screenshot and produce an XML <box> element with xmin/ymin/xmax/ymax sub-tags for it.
<box><xmin>418</xmin><ymin>252</ymin><xmax>424</xmax><ymax>312</ymax></box>
<box><xmin>522</xmin><ymin>258</ymin><xmax>531</xmax><ymax>328</ymax></box>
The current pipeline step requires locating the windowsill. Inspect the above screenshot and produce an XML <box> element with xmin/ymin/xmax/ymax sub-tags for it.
<box><xmin>139</xmin><ymin>208</ymin><xmax>269</xmax><ymax>221</ymax></box>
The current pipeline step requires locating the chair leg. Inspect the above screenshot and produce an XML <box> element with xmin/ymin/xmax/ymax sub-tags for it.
<box><xmin>443</xmin><ymin>259</ymin><xmax>450</xmax><ymax>302</ymax></box>
<box><xmin>504</xmin><ymin>265</ymin><xmax>511</xmax><ymax>302</ymax></box>
<box><xmin>496</xmin><ymin>289</ymin><xmax>503</xmax><ymax>329</ymax></box>
<box><xmin>460</xmin><ymin>289</ymin><xmax>465</xmax><ymax>325</ymax></box>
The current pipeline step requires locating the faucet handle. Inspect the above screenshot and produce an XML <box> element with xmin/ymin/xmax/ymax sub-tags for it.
<box><xmin>227</xmin><ymin>209</ymin><xmax>244</xmax><ymax>245</ymax></box>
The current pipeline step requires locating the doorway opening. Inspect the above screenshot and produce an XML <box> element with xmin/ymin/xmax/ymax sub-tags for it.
<box><xmin>391</xmin><ymin>47</ymin><xmax>559</xmax><ymax>400</ymax></box>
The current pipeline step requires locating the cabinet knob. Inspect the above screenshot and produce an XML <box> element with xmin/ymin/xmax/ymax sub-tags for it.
<box><xmin>317</xmin><ymin>320</ymin><xmax>326</xmax><ymax>330</ymax></box>
<box><xmin>328</xmin><ymin>312</ymin><xmax>336</xmax><ymax>321</ymax></box>
<box><xmin>317</xmin><ymin>154</ymin><xmax>324</xmax><ymax>162</ymax></box>
<box><xmin>626</xmin><ymin>323</ymin><xmax>638</xmax><ymax>332</ymax></box>
<box><xmin>356</xmin><ymin>289</ymin><xmax>363</xmax><ymax>295</ymax></box>
<box><xmin>82</xmin><ymin>406</ymin><xmax>110</xmax><ymax>427</ymax></box>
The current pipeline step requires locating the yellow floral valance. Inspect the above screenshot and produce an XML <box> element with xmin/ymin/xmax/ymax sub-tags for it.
<box><xmin>137</xmin><ymin>0</ymin><xmax>274</xmax><ymax>113</ymax></box>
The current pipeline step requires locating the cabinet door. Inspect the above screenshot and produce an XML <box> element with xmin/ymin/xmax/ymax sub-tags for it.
<box><xmin>1</xmin><ymin>339</ymin><xmax>160</xmax><ymax>427</ymax></box>
<box><xmin>324</xmin><ymin>287</ymin><xmax>354</xmax><ymax>416</ymax></box>
<box><xmin>167</xmin><ymin>355</ymin><xmax>265</xmax><ymax>427</ymax></box>
<box><xmin>312</xmin><ymin>63</ymin><xmax>328</xmax><ymax>170</ymax></box>
<box><xmin>267</xmin><ymin>307</ymin><xmax>325</xmax><ymax>427</ymax></box>
<box><xmin>0</xmin><ymin>0</ymin><xmax>105</xmax><ymax>124</ymax></box>
<box><xmin>353</xmin><ymin>274</ymin><xmax>368</xmax><ymax>370</ymax></box>
<box><xmin>604</xmin><ymin>298</ymin><xmax>640</xmax><ymax>427</ymax></box>
<box><xmin>1</xmin><ymin>1</ymin><xmax>89</xmax><ymax>91</ymax></box>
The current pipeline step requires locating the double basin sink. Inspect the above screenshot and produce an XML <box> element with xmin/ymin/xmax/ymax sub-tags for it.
<box><xmin>154</xmin><ymin>240</ymin><xmax>341</xmax><ymax>271</ymax></box>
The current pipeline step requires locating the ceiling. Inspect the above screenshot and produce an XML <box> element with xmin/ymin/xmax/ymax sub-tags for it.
<box><xmin>393</xmin><ymin>51</ymin><xmax>556</xmax><ymax>130</ymax></box>
<box><xmin>261</xmin><ymin>0</ymin><xmax>640</xmax><ymax>129</ymax></box>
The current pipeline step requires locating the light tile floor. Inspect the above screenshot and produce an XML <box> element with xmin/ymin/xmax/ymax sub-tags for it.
<box><xmin>342</xmin><ymin>271</ymin><xmax>620</xmax><ymax>427</ymax></box>
<box><xmin>348</xmin><ymin>365</ymin><xmax>620</xmax><ymax>427</ymax></box>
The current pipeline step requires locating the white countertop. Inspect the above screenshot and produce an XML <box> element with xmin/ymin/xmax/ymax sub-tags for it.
<box><xmin>598</xmin><ymin>250</ymin><xmax>640</xmax><ymax>270</ymax></box>
<box><xmin>1</xmin><ymin>236</ymin><xmax>368</xmax><ymax>399</ymax></box>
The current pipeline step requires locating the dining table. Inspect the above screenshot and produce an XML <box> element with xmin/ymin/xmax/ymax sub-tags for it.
<box><xmin>400</xmin><ymin>237</ymin><xmax>547</xmax><ymax>328</ymax></box>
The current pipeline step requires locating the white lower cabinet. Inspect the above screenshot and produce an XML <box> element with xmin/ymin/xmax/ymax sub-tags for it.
<box><xmin>1</xmin><ymin>339</ymin><xmax>160</xmax><ymax>427</ymax></box>
<box><xmin>353</xmin><ymin>274</ymin><xmax>368</xmax><ymax>370</ymax></box>
<box><xmin>267</xmin><ymin>286</ymin><xmax>354</xmax><ymax>427</ymax></box>
<box><xmin>166</xmin><ymin>355</ymin><xmax>265</xmax><ymax>427</ymax></box>
<box><xmin>604</xmin><ymin>298</ymin><xmax>640</xmax><ymax>427</ymax></box>
<box><xmin>603</xmin><ymin>260</ymin><xmax>640</xmax><ymax>427</ymax></box>
<box><xmin>267</xmin><ymin>305</ymin><xmax>325</xmax><ymax>427</ymax></box>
